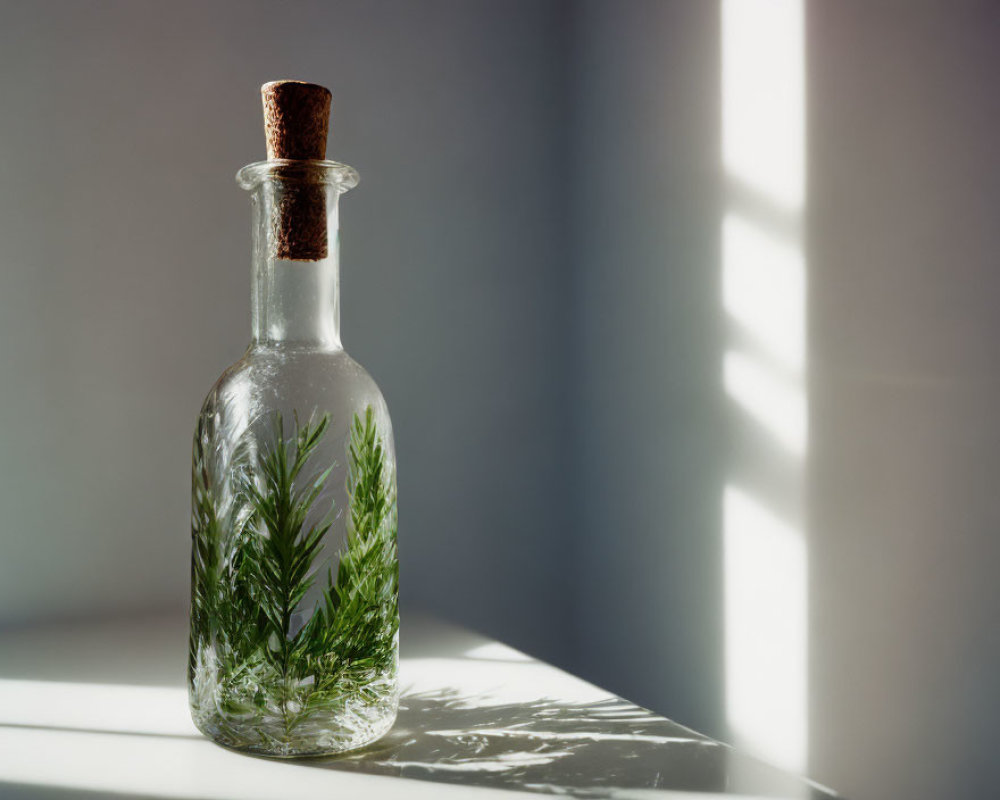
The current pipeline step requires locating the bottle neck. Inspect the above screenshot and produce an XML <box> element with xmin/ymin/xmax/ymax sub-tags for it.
<box><xmin>248</xmin><ymin>176</ymin><xmax>344</xmax><ymax>350</ymax></box>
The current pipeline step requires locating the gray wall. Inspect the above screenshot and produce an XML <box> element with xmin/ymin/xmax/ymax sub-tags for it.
<box><xmin>0</xmin><ymin>0</ymin><xmax>574</xmax><ymax>662</ymax></box>
<box><xmin>570</xmin><ymin>0</ymin><xmax>725</xmax><ymax>741</ymax></box>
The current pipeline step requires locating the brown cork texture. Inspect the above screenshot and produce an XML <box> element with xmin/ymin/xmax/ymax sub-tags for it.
<box><xmin>262</xmin><ymin>81</ymin><xmax>332</xmax><ymax>261</ymax></box>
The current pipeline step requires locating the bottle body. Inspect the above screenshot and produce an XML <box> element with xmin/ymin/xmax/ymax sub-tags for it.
<box><xmin>189</xmin><ymin>160</ymin><xmax>398</xmax><ymax>756</ymax></box>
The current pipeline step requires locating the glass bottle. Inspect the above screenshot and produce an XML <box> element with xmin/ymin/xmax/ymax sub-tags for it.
<box><xmin>188</xmin><ymin>152</ymin><xmax>399</xmax><ymax>756</ymax></box>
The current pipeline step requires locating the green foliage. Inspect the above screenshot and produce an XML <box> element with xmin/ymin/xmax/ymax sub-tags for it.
<box><xmin>190</xmin><ymin>415</ymin><xmax>219</xmax><ymax>647</ymax></box>
<box><xmin>240</xmin><ymin>413</ymin><xmax>334</xmax><ymax>679</ymax></box>
<box><xmin>189</xmin><ymin>406</ymin><xmax>398</xmax><ymax>746</ymax></box>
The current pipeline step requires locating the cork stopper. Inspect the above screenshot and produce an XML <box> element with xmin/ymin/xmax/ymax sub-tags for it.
<box><xmin>261</xmin><ymin>80</ymin><xmax>332</xmax><ymax>261</ymax></box>
<box><xmin>262</xmin><ymin>81</ymin><xmax>331</xmax><ymax>160</ymax></box>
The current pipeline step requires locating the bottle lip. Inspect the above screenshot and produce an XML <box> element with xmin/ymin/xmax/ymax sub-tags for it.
<box><xmin>236</xmin><ymin>159</ymin><xmax>360</xmax><ymax>192</ymax></box>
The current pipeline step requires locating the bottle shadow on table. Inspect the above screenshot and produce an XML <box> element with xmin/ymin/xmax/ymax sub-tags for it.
<box><xmin>304</xmin><ymin>688</ymin><xmax>832</xmax><ymax>799</ymax></box>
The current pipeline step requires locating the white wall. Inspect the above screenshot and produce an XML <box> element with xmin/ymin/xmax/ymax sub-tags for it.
<box><xmin>809</xmin><ymin>3</ymin><xmax>1000</xmax><ymax>798</ymax></box>
<box><xmin>571</xmin><ymin>2</ymin><xmax>1000</xmax><ymax>799</ymax></box>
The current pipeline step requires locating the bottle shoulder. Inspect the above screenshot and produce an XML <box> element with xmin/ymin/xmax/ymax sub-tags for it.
<box><xmin>199</xmin><ymin>346</ymin><xmax>392</xmax><ymax>436</ymax></box>
<box><xmin>206</xmin><ymin>346</ymin><xmax>380</xmax><ymax>390</ymax></box>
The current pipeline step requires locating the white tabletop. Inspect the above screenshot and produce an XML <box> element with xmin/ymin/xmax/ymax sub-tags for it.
<box><xmin>0</xmin><ymin>614</ymin><xmax>838</xmax><ymax>799</ymax></box>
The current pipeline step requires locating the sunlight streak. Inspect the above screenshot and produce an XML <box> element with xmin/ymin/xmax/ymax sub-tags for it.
<box><xmin>0</xmin><ymin>726</ymin><xmax>474</xmax><ymax>800</ymax></box>
<box><xmin>724</xmin><ymin>488</ymin><xmax>808</xmax><ymax>772</ymax></box>
<box><xmin>463</xmin><ymin>642</ymin><xmax>533</xmax><ymax>662</ymax></box>
<box><xmin>722</xmin><ymin>0</ymin><xmax>804</xmax><ymax>210</ymax></box>
<box><xmin>724</xmin><ymin>351</ymin><xmax>807</xmax><ymax>454</ymax></box>
<box><xmin>723</xmin><ymin>214</ymin><xmax>805</xmax><ymax>370</ymax></box>
<box><xmin>721</xmin><ymin>0</ymin><xmax>808</xmax><ymax>775</ymax></box>
<box><xmin>0</xmin><ymin>678</ymin><xmax>194</xmax><ymax>737</ymax></box>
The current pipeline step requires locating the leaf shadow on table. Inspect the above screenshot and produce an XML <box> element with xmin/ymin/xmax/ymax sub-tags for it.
<box><xmin>303</xmin><ymin>688</ymin><xmax>827</xmax><ymax>798</ymax></box>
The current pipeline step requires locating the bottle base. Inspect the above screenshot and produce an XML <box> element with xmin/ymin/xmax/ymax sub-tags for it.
<box><xmin>192</xmin><ymin>694</ymin><xmax>398</xmax><ymax>758</ymax></box>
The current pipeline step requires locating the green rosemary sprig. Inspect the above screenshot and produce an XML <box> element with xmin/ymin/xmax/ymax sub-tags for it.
<box><xmin>337</xmin><ymin>405</ymin><xmax>399</xmax><ymax>666</ymax></box>
<box><xmin>240</xmin><ymin>412</ymin><xmax>334</xmax><ymax>681</ymax></box>
<box><xmin>190</xmin><ymin>405</ymin><xmax>398</xmax><ymax>746</ymax></box>
<box><xmin>298</xmin><ymin>407</ymin><xmax>399</xmax><ymax>687</ymax></box>
<box><xmin>190</xmin><ymin>415</ymin><xmax>220</xmax><ymax>656</ymax></box>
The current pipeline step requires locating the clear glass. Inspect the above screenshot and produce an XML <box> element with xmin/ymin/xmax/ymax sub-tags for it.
<box><xmin>189</xmin><ymin>159</ymin><xmax>399</xmax><ymax>757</ymax></box>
